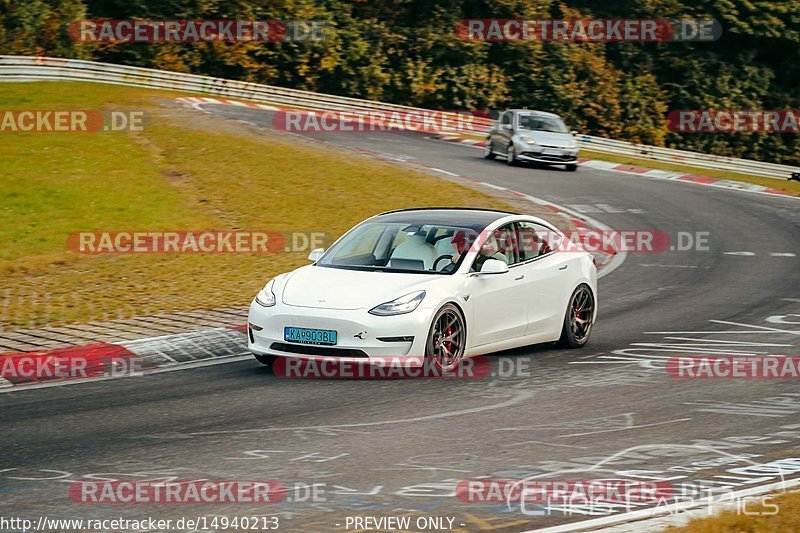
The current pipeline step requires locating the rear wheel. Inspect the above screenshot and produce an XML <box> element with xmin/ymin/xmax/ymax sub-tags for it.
<box><xmin>558</xmin><ymin>285</ymin><xmax>595</xmax><ymax>348</ymax></box>
<box><xmin>483</xmin><ymin>141</ymin><xmax>495</xmax><ymax>159</ymax></box>
<box><xmin>253</xmin><ymin>353</ymin><xmax>277</xmax><ymax>366</ymax></box>
<box><xmin>566</xmin><ymin>163</ymin><xmax>578</xmax><ymax>172</ymax></box>
<box><xmin>425</xmin><ymin>304</ymin><xmax>466</xmax><ymax>372</ymax></box>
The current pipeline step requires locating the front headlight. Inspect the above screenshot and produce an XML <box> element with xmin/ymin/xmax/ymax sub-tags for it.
<box><xmin>369</xmin><ymin>290</ymin><xmax>426</xmax><ymax>316</ymax></box>
<box><xmin>255</xmin><ymin>279</ymin><xmax>277</xmax><ymax>307</ymax></box>
<box><xmin>523</xmin><ymin>138</ymin><xmax>537</xmax><ymax>144</ymax></box>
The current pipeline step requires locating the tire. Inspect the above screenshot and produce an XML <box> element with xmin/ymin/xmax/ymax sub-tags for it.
<box><xmin>506</xmin><ymin>144</ymin><xmax>516</xmax><ymax>166</ymax></box>
<box><xmin>425</xmin><ymin>303</ymin><xmax>466</xmax><ymax>372</ymax></box>
<box><xmin>558</xmin><ymin>284</ymin><xmax>595</xmax><ymax>348</ymax></box>
<box><xmin>253</xmin><ymin>353</ymin><xmax>277</xmax><ymax>366</ymax></box>
<box><xmin>483</xmin><ymin>141</ymin><xmax>495</xmax><ymax>159</ymax></box>
<box><xmin>566</xmin><ymin>164</ymin><xmax>578</xmax><ymax>172</ymax></box>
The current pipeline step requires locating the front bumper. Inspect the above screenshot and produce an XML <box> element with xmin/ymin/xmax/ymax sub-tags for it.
<box><xmin>517</xmin><ymin>151</ymin><xmax>578</xmax><ymax>164</ymax></box>
<box><xmin>247</xmin><ymin>300</ymin><xmax>433</xmax><ymax>362</ymax></box>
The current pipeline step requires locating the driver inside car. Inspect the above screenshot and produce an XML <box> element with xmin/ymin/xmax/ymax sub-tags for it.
<box><xmin>449</xmin><ymin>229</ymin><xmax>510</xmax><ymax>272</ymax></box>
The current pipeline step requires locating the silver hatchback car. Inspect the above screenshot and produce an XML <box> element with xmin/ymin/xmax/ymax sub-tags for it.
<box><xmin>485</xmin><ymin>109</ymin><xmax>580</xmax><ymax>171</ymax></box>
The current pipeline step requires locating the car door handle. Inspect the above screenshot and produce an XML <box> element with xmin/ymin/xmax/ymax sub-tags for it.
<box><xmin>515</xmin><ymin>275</ymin><xmax>524</xmax><ymax>280</ymax></box>
<box><xmin>558</xmin><ymin>265</ymin><xmax>568</xmax><ymax>270</ymax></box>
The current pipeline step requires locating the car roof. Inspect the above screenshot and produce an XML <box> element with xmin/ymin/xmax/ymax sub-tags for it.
<box><xmin>505</xmin><ymin>109</ymin><xmax>561</xmax><ymax>118</ymax></box>
<box><xmin>373</xmin><ymin>207</ymin><xmax>518</xmax><ymax>229</ymax></box>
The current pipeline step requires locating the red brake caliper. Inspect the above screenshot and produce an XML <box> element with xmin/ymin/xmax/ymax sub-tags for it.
<box><xmin>575</xmin><ymin>296</ymin><xmax>587</xmax><ymax>324</ymax></box>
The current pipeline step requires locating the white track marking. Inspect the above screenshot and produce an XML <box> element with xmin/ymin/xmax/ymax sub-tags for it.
<box><xmin>557</xmin><ymin>418</ymin><xmax>692</xmax><ymax>438</ymax></box>
<box><xmin>479</xmin><ymin>181</ymin><xmax>507</xmax><ymax>191</ymax></box>
<box><xmin>151</xmin><ymin>390</ymin><xmax>535</xmax><ymax>437</ymax></box>
<box><xmin>709</xmin><ymin>319</ymin><xmax>800</xmax><ymax>335</ymax></box>
<box><xmin>771</xmin><ymin>252</ymin><xmax>796</xmax><ymax>257</ymax></box>
<box><xmin>428</xmin><ymin>167</ymin><xmax>459</xmax><ymax>177</ymax></box>
<box><xmin>579</xmin><ymin>160</ymin><xmax>620</xmax><ymax>170</ymax></box>
<box><xmin>723</xmin><ymin>251</ymin><xmax>755</xmax><ymax>256</ymax></box>
<box><xmin>506</xmin><ymin>439</ymin><xmax>587</xmax><ymax>449</ymax></box>
<box><xmin>658</xmin><ymin>337</ymin><xmax>791</xmax><ymax>347</ymax></box>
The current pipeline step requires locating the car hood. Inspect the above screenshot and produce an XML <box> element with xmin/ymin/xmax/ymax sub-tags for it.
<box><xmin>517</xmin><ymin>130</ymin><xmax>576</xmax><ymax>147</ymax></box>
<box><xmin>281</xmin><ymin>265</ymin><xmax>435</xmax><ymax>310</ymax></box>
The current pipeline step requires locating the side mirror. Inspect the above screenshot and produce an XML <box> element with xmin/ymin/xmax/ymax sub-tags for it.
<box><xmin>570</xmin><ymin>130</ymin><xmax>579</xmax><ymax>136</ymax></box>
<box><xmin>308</xmin><ymin>248</ymin><xmax>324</xmax><ymax>262</ymax></box>
<box><xmin>480</xmin><ymin>259</ymin><xmax>509</xmax><ymax>274</ymax></box>
<box><xmin>503</xmin><ymin>124</ymin><xmax>512</xmax><ymax>130</ymax></box>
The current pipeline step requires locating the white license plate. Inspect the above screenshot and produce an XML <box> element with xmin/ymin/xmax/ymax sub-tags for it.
<box><xmin>542</xmin><ymin>148</ymin><xmax>565</xmax><ymax>156</ymax></box>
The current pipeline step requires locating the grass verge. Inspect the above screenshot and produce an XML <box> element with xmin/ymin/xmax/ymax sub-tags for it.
<box><xmin>0</xmin><ymin>82</ymin><xmax>512</xmax><ymax>330</ymax></box>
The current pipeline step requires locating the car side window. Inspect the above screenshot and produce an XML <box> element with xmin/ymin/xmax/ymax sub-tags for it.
<box><xmin>501</xmin><ymin>112</ymin><xmax>512</xmax><ymax>127</ymax></box>
<box><xmin>471</xmin><ymin>223</ymin><xmax>521</xmax><ymax>272</ymax></box>
<box><xmin>517</xmin><ymin>221</ymin><xmax>561</xmax><ymax>261</ymax></box>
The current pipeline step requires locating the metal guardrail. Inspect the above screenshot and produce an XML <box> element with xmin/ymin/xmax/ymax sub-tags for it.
<box><xmin>1</xmin><ymin>55</ymin><xmax>797</xmax><ymax>180</ymax></box>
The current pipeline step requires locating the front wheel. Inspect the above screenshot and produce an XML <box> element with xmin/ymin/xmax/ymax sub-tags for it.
<box><xmin>425</xmin><ymin>304</ymin><xmax>466</xmax><ymax>372</ymax></box>
<box><xmin>566</xmin><ymin>163</ymin><xmax>578</xmax><ymax>172</ymax></box>
<box><xmin>483</xmin><ymin>141</ymin><xmax>495</xmax><ymax>159</ymax></box>
<box><xmin>558</xmin><ymin>285</ymin><xmax>595</xmax><ymax>348</ymax></box>
<box><xmin>253</xmin><ymin>353</ymin><xmax>277</xmax><ymax>366</ymax></box>
<box><xmin>506</xmin><ymin>144</ymin><xmax>517</xmax><ymax>166</ymax></box>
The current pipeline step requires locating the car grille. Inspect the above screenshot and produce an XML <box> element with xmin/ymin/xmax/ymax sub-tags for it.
<box><xmin>522</xmin><ymin>152</ymin><xmax>575</xmax><ymax>162</ymax></box>
<box><xmin>539</xmin><ymin>144</ymin><xmax>568</xmax><ymax>149</ymax></box>
<box><xmin>270</xmin><ymin>342</ymin><xmax>369</xmax><ymax>358</ymax></box>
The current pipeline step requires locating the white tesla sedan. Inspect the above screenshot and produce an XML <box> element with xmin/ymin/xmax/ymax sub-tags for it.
<box><xmin>247</xmin><ymin>208</ymin><xmax>597</xmax><ymax>371</ymax></box>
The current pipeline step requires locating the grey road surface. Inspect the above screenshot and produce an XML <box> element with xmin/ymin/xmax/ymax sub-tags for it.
<box><xmin>2</xmin><ymin>105</ymin><xmax>799</xmax><ymax>532</ymax></box>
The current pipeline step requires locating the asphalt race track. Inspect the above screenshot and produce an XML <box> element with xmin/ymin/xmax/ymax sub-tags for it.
<box><xmin>3</xmin><ymin>103</ymin><xmax>800</xmax><ymax>532</ymax></box>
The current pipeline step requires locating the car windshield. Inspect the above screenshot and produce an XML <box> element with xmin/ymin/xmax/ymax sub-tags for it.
<box><xmin>518</xmin><ymin>114</ymin><xmax>569</xmax><ymax>133</ymax></box>
<box><xmin>316</xmin><ymin>221</ymin><xmax>482</xmax><ymax>274</ymax></box>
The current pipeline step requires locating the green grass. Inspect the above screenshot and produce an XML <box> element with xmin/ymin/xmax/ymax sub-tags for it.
<box><xmin>0</xmin><ymin>117</ymin><xmax>212</xmax><ymax>267</ymax></box>
<box><xmin>0</xmin><ymin>82</ymin><xmax>512</xmax><ymax>329</ymax></box>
